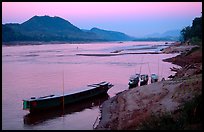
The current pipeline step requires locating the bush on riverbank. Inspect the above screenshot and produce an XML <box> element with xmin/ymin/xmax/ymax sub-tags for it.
<box><xmin>138</xmin><ymin>95</ymin><xmax>202</xmax><ymax>130</ymax></box>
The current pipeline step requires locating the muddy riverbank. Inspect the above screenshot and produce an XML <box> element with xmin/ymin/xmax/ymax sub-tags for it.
<box><xmin>95</xmin><ymin>42</ymin><xmax>202</xmax><ymax>130</ymax></box>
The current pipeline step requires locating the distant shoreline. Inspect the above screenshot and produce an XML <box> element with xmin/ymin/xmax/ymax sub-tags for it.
<box><xmin>2</xmin><ymin>40</ymin><xmax>175</xmax><ymax>47</ymax></box>
<box><xmin>2</xmin><ymin>40</ymin><xmax>137</xmax><ymax>46</ymax></box>
<box><xmin>2</xmin><ymin>41</ymin><xmax>107</xmax><ymax>46</ymax></box>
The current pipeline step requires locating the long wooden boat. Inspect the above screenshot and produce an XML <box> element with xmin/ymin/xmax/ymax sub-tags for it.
<box><xmin>23</xmin><ymin>81</ymin><xmax>113</xmax><ymax>113</ymax></box>
<box><xmin>24</xmin><ymin>93</ymin><xmax>109</xmax><ymax>125</ymax></box>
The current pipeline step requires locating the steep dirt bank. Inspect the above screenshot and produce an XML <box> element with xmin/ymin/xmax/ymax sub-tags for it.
<box><xmin>95</xmin><ymin>43</ymin><xmax>202</xmax><ymax>130</ymax></box>
<box><xmin>95</xmin><ymin>74</ymin><xmax>202</xmax><ymax>130</ymax></box>
<box><xmin>163</xmin><ymin>46</ymin><xmax>202</xmax><ymax>67</ymax></box>
<box><xmin>163</xmin><ymin>43</ymin><xmax>202</xmax><ymax>79</ymax></box>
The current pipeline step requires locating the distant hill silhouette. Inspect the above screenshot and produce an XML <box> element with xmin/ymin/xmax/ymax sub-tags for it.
<box><xmin>89</xmin><ymin>27</ymin><xmax>135</xmax><ymax>41</ymax></box>
<box><xmin>2</xmin><ymin>15</ymin><xmax>134</xmax><ymax>44</ymax></box>
<box><xmin>134</xmin><ymin>29</ymin><xmax>181</xmax><ymax>41</ymax></box>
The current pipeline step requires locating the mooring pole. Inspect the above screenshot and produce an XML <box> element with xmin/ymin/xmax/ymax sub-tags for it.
<box><xmin>62</xmin><ymin>70</ymin><xmax>65</xmax><ymax>116</ymax></box>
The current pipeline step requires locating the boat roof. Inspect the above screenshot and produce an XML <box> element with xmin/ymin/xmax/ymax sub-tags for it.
<box><xmin>129</xmin><ymin>74</ymin><xmax>140</xmax><ymax>79</ymax></box>
<box><xmin>151</xmin><ymin>73</ymin><xmax>157</xmax><ymax>76</ymax></box>
<box><xmin>151</xmin><ymin>74</ymin><xmax>158</xmax><ymax>77</ymax></box>
<box><xmin>23</xmin><ymin>81</ymin><xmax>111</xmax><ymax>101</ymax></box>
<box><xmin>140</xmin><ymin>74</ymin><xmax>148</xmax><ymax>77</ymax></box>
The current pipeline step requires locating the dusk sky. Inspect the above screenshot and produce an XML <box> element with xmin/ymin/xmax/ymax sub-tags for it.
<box><xmin>2</xmin><ymin>2</ymin><xmax>202</xmax><ymax>37</ymax></box>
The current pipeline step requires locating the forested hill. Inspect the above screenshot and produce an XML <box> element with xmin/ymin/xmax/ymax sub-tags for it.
<box><xmin>2</xmin><ymin>15</ymin><xmax>134</xmax><ymax>44</ymax></box>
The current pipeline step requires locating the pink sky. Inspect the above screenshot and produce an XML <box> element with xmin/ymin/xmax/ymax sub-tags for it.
<box><xmin>2</xmin><ymin>2</ymin><xmax>202</xmax><ymax>37</ymax></box>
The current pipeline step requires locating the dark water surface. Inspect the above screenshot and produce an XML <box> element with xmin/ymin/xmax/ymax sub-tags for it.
<box><xmin>2</xmin><ymin>41</ymin><xmax>180</xmax><ymax>130</ymax></box>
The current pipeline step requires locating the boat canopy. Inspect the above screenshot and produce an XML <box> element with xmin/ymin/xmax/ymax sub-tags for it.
<box><xmin>140</xmin><ymin>74</ymin><xmax>148</xmax><ymax>80</ymax></box>
<box><xmin>151</xmin><ymin>74</ymin><xmax>158</xmax><ymax>79</ymax></box>
<box><xmin>129</xmin><ymin>74</ymin><xmax>140</xmax><ymax>80</ymax></box>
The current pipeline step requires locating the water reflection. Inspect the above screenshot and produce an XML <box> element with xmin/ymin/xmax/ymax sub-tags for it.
<box><xmin>23</xmin><ymin>93</ymin><xmax>109</xmax><ymax>125</ymax></box>
<box><xmin>3</xmin><ymin>42</ymin><xmax>178</xmax><ymax>129</ymax></box>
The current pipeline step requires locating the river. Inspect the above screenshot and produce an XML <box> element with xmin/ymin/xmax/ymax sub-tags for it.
<box><xmin>2</xmin><ymin>41</ymin><xmax>180</xmax><ymax>130</ymax></box>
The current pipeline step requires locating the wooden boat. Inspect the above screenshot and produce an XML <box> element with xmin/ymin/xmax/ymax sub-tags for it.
<box><xmin>140</xmin><ymin>74</ymin><xmax>149</xmax><ymax>86</ymax></box>
<box><xmin>24</xmin><ymin>93</ymin><xmax>109</xmax><ymax>125</ymax></box>
<box><xmin>128</xmin><ymin>74</ymin><xmax>140</xmax><ymax>88</ymax></box>
<box><xmin>23</xmin><ymin>81</ymin><xmax>113</xmax><ymax>113</ymax></box>
<box><xmin>151</xmin><ymin>74</ymin><xmax>158</xmax><ymax>83</ymax></box>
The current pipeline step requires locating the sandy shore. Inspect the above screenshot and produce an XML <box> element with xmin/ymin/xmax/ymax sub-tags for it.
<box><xmin>76</xmin><ymin>44</ymin><xmax>167</xmax><ymax>56</ymax></box>
<box><xmin>95</xmin><ymin>42</ymin><xmax>202</xmax><ymax>130</ymax></box>
<box><xmin>76</xmin><ymin>52</ymin><xmax>160</xmax><ymax>57</ymax></box>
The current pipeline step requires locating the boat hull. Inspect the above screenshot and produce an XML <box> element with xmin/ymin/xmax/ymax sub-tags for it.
<box><xmin>151</xmin><ymin>78</ymin><xmax>158</xmax><ymax>83</ymax></box>
<box><xmin>128</xmin><ymin>82</ymin><xmax>139</xmax><ymax>88</ymax></box>
<box><xmin>140</xmin><ymin>80</ymin><xmax>148</xmax><ymax>86</ymax></box>
<box><xmin>23</xmin><ymin>93</ymin><xmax>109</xmax><ymax>125</ymax></box>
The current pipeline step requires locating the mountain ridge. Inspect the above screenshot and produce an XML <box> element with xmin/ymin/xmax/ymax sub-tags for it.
<box><xmin>2</xmin><ymin>15</ymin><xmax>134</xmax><ymax>44</ymax></box>
<box><xmin>144</xmin><ymin>29</ymin><xmax>180</xmax><ymax>39</ymax></box>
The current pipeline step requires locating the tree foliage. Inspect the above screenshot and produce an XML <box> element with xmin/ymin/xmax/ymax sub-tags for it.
<box><xmin>180</xmin><ymin>15</ymin><xmax>202</xmax><ymax>43</ymax></box>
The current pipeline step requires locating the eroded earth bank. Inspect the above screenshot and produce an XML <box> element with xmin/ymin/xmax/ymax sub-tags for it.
<box><xmin>95</xmin><ymin>43</ymin><xmax>202</xmax><ymax>130</ymax></box>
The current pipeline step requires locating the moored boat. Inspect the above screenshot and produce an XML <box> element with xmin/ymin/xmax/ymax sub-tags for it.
<box><xmin>140</xmin><ymin>74</ymin><xmax>149</xmax><ymax>86</ymax></box>
<box><xmin>23</xmin><ymin>81</ymin><xmax>113</xmax><ymax>113</ymax></box>
<box><xmin>128</xmin><ymin>74</ymin><xmax>140</xmax><ymax>88</ymax></box>
<box><xmin>151</xmin><ymin>74</ymin><xmax>158</xmax><ymax>83</ymax></box>
<box><xmin>23</xmin><ymin>93</ymin><xmax>109</xmax><ymax>125</ymax></box>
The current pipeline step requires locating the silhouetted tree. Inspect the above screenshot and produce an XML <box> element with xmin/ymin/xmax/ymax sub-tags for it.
<box><xmin>180</xmin><ymin>15</ymin><xmax>202</xmax><ymax>43</ymax></box>
<box><xmin>191</xmin><ymin>17</ymin><xmax>202</xmax><ymax>39</ymax></box>
<box><xmin>180</xmin><ymin>26</ymin><xmax>191</xmax><ymax>42</ymax></box>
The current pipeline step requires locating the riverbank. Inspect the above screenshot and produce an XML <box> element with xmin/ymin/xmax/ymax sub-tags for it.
<box><xmin>2</xmin><ymin>41</ymin><xmax>103</xmax><ymax>46</ymax></box>
<box><xmin>95</xmin><ymin>42</ymin><xmax>202</xmax><ymax>130</ymax></box>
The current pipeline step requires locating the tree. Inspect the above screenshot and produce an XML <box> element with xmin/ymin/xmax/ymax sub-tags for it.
<box><xmin>180</xmin><ymin>15</ymin><xmax>202</xmax><ymax>43</ymax></box>
<box><xmin>180</xmin><ymin>26</ymin><xmax>191</xmax><ymax>42</ymax></box>
<box><xmin>191</xmin><ymin>17</ymin><xmax>202</xmax><ymax>39</ymax></box>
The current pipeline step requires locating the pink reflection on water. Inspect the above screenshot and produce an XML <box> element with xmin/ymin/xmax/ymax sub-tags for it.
<box><xmin>2</xmin><ymin>42</ymin><xmax>180</xmax><ymax>129</ymax></box>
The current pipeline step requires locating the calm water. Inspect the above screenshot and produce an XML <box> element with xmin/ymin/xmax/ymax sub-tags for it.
<box><xmin>2</xmin><ymin>41</ymin><xmax>180</xmax><ymax>130</ymax></box>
